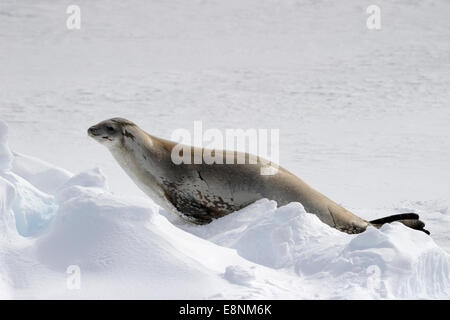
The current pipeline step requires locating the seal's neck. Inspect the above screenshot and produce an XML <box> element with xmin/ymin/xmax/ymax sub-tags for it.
<box><xmin>107</xmin><ymin>128</ymin><xmax>170</xmax><ymax>209</ymax></box>
<box><xmin>110</xmin><ymin>127</ymin><xmax>153</xmax><ymax>169</ymax></box>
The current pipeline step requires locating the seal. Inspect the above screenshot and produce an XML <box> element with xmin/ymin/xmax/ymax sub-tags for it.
<box><xmin>88</xmin><ymin>118</ymin><xmax>429</xmax><ymax>235</ymax></box>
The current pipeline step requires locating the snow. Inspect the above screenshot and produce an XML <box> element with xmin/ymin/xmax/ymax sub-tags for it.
<box><xmin>0</xmin><ymin>121</ymin><xmax>449</xmax><ymax>299</ymax></box>
<box><xmin>0</xmin><ymin>121</ymin><xmax>13</xmax><ymax>172</ymax></box>
<box><xmin>1</xmin><ymin>0</ymin><xmax>450</xmax><ymax>299</ymax></box>
<box><xmin>11</xmin><ymin>152</ymin><xmax>73</xmax><ymax>195</ymax></box>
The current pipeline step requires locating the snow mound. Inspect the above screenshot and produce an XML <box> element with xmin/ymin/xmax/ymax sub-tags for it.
<box><xmin>176</xmin><ymin>200</ymin><xmax>344</xmax><ymax>269</ymax></box>
<box><xmin>337</xmin><ymin>223</ymin><xmax>450</xmax><ymax>298</ymax></box>
<box><xmin>0</xmin><ymin>120</ymin><xmax>449</xmax><ymax>299</ymax></box>
<box><xmin>11</xmin><ymin>152</ymin><xmax>73</xmax><ymax>195</ymax></box>
<box><xmin>2</xmin><ymin>169</ymin><xmax>289</xmax><ymax>299</ymax></box>
<box><xmin>177</xmin><ymin>200</ymin><xmax>450</xmax><ymax>299</ymax></box>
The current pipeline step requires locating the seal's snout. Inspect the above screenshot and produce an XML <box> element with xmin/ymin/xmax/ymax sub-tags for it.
<box><xmin>88</xmin><ymin>121</ymin><xmax>119</xmax><ymax>145</ymax></box>
<box><xmin>88</xmin><ymin>126</ymin><xmax>100</xmax><ymax>136</ymax></box>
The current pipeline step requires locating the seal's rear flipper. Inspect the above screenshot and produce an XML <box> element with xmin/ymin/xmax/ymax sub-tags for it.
<box><xmin>370</xmin><ymin>213</ymin><xmax>430</xmax><ymax>235</ymax></box>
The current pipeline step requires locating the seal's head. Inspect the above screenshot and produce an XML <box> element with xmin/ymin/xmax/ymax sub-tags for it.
<box><xmin>88</xmin><ymin>118</ymin><xmax>136</xmax><ymax>147</ymax></box>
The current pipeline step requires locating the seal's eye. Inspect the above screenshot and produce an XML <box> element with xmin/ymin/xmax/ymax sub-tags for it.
<box><xmin>106</xmin><ymin>126</ymin><xmax>115</xmax><ymax>132</ymax></box>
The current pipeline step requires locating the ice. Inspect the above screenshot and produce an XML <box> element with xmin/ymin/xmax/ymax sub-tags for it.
<box><xmin>2</xmin><ymin>171</ymin><xmax>58</xmax><ymax>237</ymax></box>
<box><xmin>0</xmin><ymin>176</ymin><xmax>16</xmax><ymax>237</ymax></box>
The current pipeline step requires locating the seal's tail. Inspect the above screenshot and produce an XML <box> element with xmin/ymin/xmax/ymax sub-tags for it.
<box><xmin>370</xmin><ymin>213</ymin><xmax>430</xmax><ymax>235</ymax></box>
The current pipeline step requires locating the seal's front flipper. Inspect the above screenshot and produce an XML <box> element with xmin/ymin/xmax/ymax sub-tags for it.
<box><xmin>370</xmin><ymin>213</ymin><xmax>430</xmax><ymax>235</ymax></box>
